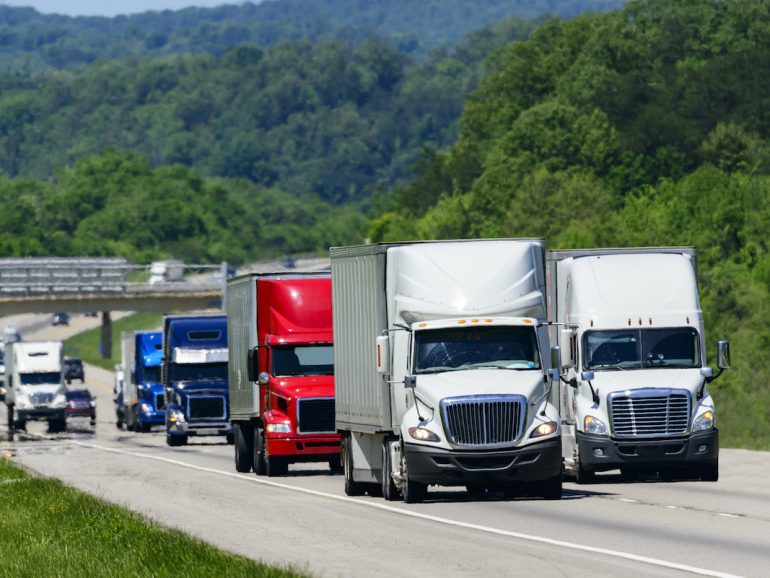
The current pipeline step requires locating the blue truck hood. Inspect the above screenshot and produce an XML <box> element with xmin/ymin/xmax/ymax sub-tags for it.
<box><xmin>172</xmin><ymin>379</ymin><xmax>228</xmax><ymax>393</ymax></box>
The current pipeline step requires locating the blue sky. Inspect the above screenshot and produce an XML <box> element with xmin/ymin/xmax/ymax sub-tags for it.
<box><xmin>0</xmin><ymin>1</ymin><xmax>255</xmax><ymax>17</ymax></box>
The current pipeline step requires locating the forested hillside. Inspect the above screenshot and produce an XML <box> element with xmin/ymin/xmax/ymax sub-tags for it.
<box><xmin>372</xmin><ymin>0</ymin><xmax>770</xmax><ymax>448</ymax></box>
<box><xmin>0</xmin><ymin>0</ymin><xmax>622</xmax><ymax>71</ymax></box>
<box><xmin>0</xmin><ymin>20</ymin><xmax>541</xmax><ymax>201</ymax></box>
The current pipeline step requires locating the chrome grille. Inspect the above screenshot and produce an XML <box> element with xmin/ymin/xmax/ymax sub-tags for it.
<box><xmin>610</xmin><ymin>389</ymin><xmax>691</xmax><ymax>437</ymax></box>
<box><xmin>188</xmin><ymin>396</ymin><xmax>226</xmax><ymax>420</ymax></box>
<box><xmin>297</xmin><ymin>398</ymin><xmax>335</xmax><ymax>434</ymax></box>
<box><xmin>30</xmin><ymin>392</ymin><xmax>54</xmax><ymax>405</ymax></box>
<box><xmin>441</xmin><ymin>395</ymin><xmax>526</xmax><ymax>448</ymax></box>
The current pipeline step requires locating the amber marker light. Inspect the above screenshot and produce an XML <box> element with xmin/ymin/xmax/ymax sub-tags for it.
<box><xmin>458</xmin><ymin>319</ymin><xmax>467</xmax><ymax>324</ymax></box>
<box><xmin>484</xmin><ymin>319</ymin><xmax>493</xmax><ymax>323</ymax></box>
<box><xmin>418</xmin><ymin>323</ymin><xmax>427</xmax><ymax>328</ymax></box>
<box><xmin>523</xmin><ymin>319</ymin><xmax>533</xmax><ymax>324</ymax></box>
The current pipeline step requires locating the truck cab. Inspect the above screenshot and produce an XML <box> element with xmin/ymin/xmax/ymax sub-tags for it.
<box><xmin>163</xmin><ymin>315</ymin><xmax>232</xmax><ymax>446</ymax></box>
<box><xmin>333</xmin><ymin>240</ymin><xmax>563</xmax><ymax>502</ymax></box>
<box><xmin>4</xmin><ymin>341</ymin><xmax>68</xmax><ymax>433</ymax></box>
<box><xmin>547</xmin><ymin>249</ymin><xmax>729</xmax><ymax>482</ymax></box>
<box><xmin>228</xmin><ymin>274</ymin><xmax>340</xmax><ymax>477</ymax></box>
<box><xmin>121</xmin><ymin>331</ymin><xmax>165</xmax><ymax>432</ymax></box>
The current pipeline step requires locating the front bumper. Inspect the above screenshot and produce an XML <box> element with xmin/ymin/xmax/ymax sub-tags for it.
<box><xmin>577</xmin><ymin>428</ymin><xmax>719</xmax><ymax>472</ymax></box>
<box><xmin>18</xmin><ymin>408</ymin><xmax>66</xmax><ymax>421</ymax></box>
<box><xmin>167</xmin><ymin>420</ymin><xmax>232</xmax><ymax>438</ymax></box>
<box><xmin>267</xmin><ymin>434</ymin><xmax>340</xmax><ymax>461</ymax></box>
<box><xmin>138</xmin><ymin>411</ymin><xmax>165</xmax><ymax>426</ymax></box>
<box><xmin>404</xmin><ymin>437</ymin><xmax>562</xmax><ymax>486</ymax></box>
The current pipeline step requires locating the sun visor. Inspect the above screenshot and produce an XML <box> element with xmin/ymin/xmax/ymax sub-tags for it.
<box><xmin>173</xmin><ymin>347</ymin><xmax>228</xmax><ymax>364</ymax></box>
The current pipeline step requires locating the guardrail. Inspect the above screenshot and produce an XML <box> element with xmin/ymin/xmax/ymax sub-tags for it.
<box><xmin>0</xmin><ymin>258</ymin><xmax>229</xmax><ymax>296</ymax></box>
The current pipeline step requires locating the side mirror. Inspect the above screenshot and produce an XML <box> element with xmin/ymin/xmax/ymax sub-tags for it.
<box><xmin>258</xmin><ymin>372</ymin><xmax>270</xmax><ymax>386</ymax></box>
<box><xmin>560</xmin><ymin>328</ymin><xmax>576</xmax><ymax>368</ymax></box>
<box><xmin>247</xmin><ymin>348</ymin><xmax>259</xmax><ymax>381</ymax></box>
<box><xmin>548</xmin><ymin>368</ymin><xmax>560</xmax><ymax>382</ymax></box>
<box><xmin>376</xmin><ymin>335</ymin><xmax>390</xmax><ymax>375</ymax></box>
<box><xmin>550</xmin><ymin>346</ymin><xmax>561</xmax><ymax>372</ymax></box>
<box><xmin>700</xmin><ymin>367</ymin><xmax>713</xmax><ymax>379</ymax></box>
<box><xmin>717</xmin><ymin>340</ymin><xmax>731</xmax><ymax>370</ymax></box>
<box><xmin>581</xmin><ymin>370</ymin><xmax>595</xmax><ymax>381</ymax></box>
<box><xmin>404</xmin><ymin>375</ymin><xmax>416</xmax><ymax>389</ymax></box>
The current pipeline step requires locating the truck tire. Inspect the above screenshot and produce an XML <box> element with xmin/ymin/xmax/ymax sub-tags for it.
<box><xmin>6</xmin><ymin>404</ymin><xmax>13</xmax><ymax>430</ymax></box>
<box><xmin>166</xmin><ymin>434</ymin><xmax>187</xmax><ymax>447</ymax></box>
<box><xmin>399</xmin><ymin>442</ymin><xmax>426</xmax><ymax>504</ymax></box>
<box><xmin>266</xmin><ymin>455</ymin><xmax>289</xmax><ymax>477</ymax></box>
<box><xmin>138</xmin><ymin>422</ymin><xmax>152</xmax><ymax>433</ymax></box>
<box><xmin>342</xmin><ymin>435</ymin><xmax>365</xmax><ymax>496</ymax></box>
<box><xmin>253</xmin><ymin>427</ymin><xmax>267</xmax><ymax>476</ymax></box>
<box><xmin>535</xmin><ymin>473</ymin><xmax>563</xmax><ymax>500</ymax></box>
<box><xmin>328</xmin><ymin>455</ymin><xmax>343</xmax><ymax>475</ymax></box>
<box><xmin>233</xmin><ymin>423</ymin><xmax>253</xmax><ymax>473</ymax></box>
<box><xmin>575</xmin><ymin>458</ymin><xmax>595</xmax><ymax>484</ymax></box>
<box><xmin>382</xmin><ymin>440</ymin><xmax>400</xmax><ymax>501</ymax></box>
<box><xmin>48</xmin><ymin>418</ymin><xmax>66</xmax><ymax>433</ymax></box>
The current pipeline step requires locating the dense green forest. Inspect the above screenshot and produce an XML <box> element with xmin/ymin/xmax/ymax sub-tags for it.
<box><xmin>0</xmin><ymin>0</ymin><xmax>622</xmax><ymax>71</ymax></box>
<box><xmin>373</xmin><ymin>0</ymin><xmax>770</xmax><ymax>448</ymax></box>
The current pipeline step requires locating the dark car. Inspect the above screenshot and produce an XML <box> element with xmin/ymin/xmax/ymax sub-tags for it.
<box><xmin>52</xmin><ymin>312</ymin><xmax>70</xmax><ymax>325</ymax></box>
<box><xmin>65</xmin><ymin>388</ymin><xmax>96</xmax><ymax>424</ymax></box>
<box><xmin>64</xmin><ymin>358</ymin><xmax>85</xmax><ymax>383</ymax></box>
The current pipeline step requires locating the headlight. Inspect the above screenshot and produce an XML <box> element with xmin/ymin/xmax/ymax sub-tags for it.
<box><xmin>530</xmin><ymin>421</ymin><xmax>558</xmax><ymax>438</ymax></box>
<box><xmin>265</xmin><ymin>422</ymin><xmax>291</xmax><ymax>433</ymax></box>
<box><xmin>168</xmin><ymin>409</ymin><xmax>185</xmax><ymax>423</ymax></box>
<box><xmin>407</xmin><ymin>427</ymin><xmax>440</xmax><ymax>442</ymax></box>
<box><xmin>693</xmin><ymin>410</ymin><xmax>715</xmax><ymax>431</ymax></box>
<box><xmin>584</xmin><ymin>415</ymin><xmax>608</xmax><ymax>435</ymax></box>
<box><xmin>140</xmin><ymin>402</ymin><xmax>152</xmax><ymax>413</ymax></box>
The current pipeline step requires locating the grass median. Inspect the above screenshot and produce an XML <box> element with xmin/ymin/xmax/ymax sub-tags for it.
<box><xmin>64</xmin><ymin>312</ymin><xmax>162</xmax><ymax>371</ymax></box>
<box><xmin>0</xmin><ymin>459</ymin><xmax>306</xmax><ymax>578</ymax></box>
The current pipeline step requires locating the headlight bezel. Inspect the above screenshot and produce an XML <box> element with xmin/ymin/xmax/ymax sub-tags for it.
<box><xmin>692</xmin><ymin>410</ymin><xmax>715</xmax><ymax>432</ymax></box>
<box><xmin>584</xmin><ymin>415</ymin><xmax>609</xmax><ymax>436</ymax></box>
<box><xmin>407</xmin><ymin>426</ymin><xmax>441</xmax><ymax>442</ymax></box>
<box><xmin>529</xmin><ymin>420</ymin><xmax>558</xmax><ymax>439</ymax></box>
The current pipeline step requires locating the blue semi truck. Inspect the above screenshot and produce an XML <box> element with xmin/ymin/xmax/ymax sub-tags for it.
<box><xmin>120</xmin><ymin>331</ymin><xmax>165</xmax><ymax>432</ymax></box>
<box><xmin>162</xmin><ymin>314</ymin><xmax>233</xmax><ymax>446</ymax></box>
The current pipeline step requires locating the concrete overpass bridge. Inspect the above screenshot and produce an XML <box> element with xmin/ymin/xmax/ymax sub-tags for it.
<box><xmin>0</xmin><ymin>258</ymin><xmax>228</xmax><ymax>357</ymax></box>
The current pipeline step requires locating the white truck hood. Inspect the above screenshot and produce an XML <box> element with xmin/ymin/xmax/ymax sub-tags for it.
<box><xmin>589</xmin><ymin>368</ymin><xmax>706</xmax><ymax>395</ymax></box>
<box><xmin>414</xmin><ymin>368</ymin><xmax>546</xmax><ymax>406</ymax></box>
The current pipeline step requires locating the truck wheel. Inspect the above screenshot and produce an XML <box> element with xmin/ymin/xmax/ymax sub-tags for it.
<box><xmin>575</xmin><ymin>459</ymin><xmax>596</xmax><ymax>484</ymax></box>
<box><xmin>266</xmin><ymin>455</ymin><xmax>289</xmax><ymax>477</ymax></box>
<box><xmin>536</xmin><ymin>473</ymin><xmax>563</xmax><ymax>500</ymax></box>
<box><xmin>233</xmin><ymin>423</ymin><xmax>253</xmax><ymax>473</ymax></box>
<box><xmin>342</xmin><ymin>435</ymin><xmax>365</xmax><ymax>496</ymax></box>
<box><xmin>7</xmin><ymin>404</ymin><xmax>14</xmax><ymax>430</ymax></box>
<box><xmin>382</xmin><ymin>440</ymin><xmax>400</xmax><ymax>500</ymax></box>
<box><xmin>399</xmin><ymin>448</ymin><xmax>426</xmax><ymax>503</ymax></box>
<box><xmin>699</xmin><ymin>462</ymin><xmax>719</xmax><ymax>482</ymax></box>
<box><xmin>166</xmin><ymin>434</ymin><xmax>187</xmax><ymax>447</ymax></box>
<box><xmin>253</xmin><ymin>427</ymin><xmax>267</xmax><ymax>476</ymax></box>
<box><xmin>139</xmin><ymin>422</ymin><xmax>152</xmax><ymax>433</ymax></box>
<box><xmin>328</xmin><ymin>455</ymin><xmax>343</xmax><ymax>475</ymax></box>
<box><xmin>48</xmin><ymin>418</ymin><xmax>66</xmax><ymax>433</ymax></box>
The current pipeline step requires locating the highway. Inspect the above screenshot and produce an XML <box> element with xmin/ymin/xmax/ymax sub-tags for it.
<box><xmin>1</xmin><ymin>314</ymin><xmax>768</xmax><ymax>578</ymax></box>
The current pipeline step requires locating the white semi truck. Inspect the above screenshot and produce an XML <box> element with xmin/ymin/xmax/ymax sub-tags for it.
<box><xmin>331</xmin><ymin>239</ymin><xmax>563</xmax><ymax>503</ymax></box>
<box><xmin>546</xmin><ymin>247</ymin><xmax>729</xmax><ymax>483</ymax></box>
<box><xmin>4</xmin><ymin>341</ymin><xmax>68</xmax><ymax>432</ymax></box>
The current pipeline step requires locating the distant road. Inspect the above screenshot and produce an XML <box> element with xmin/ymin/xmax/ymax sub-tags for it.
<box><xmin>2</xmin><ymin>313</ymin><xmax>768</xmax><ymax>578</ymax></box>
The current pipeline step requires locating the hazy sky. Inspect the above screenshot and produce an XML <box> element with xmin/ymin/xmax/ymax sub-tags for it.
<box><xmin>0</xmin><ymin>1</ymin><xmax>255</xmax><ymax>17</ymax></box>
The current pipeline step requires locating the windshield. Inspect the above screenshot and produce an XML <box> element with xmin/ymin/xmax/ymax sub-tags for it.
<box><xmin>272</xmin><ymin>345</ymin><xmax>334</xmax><ymax>377</ymax></box>
<box><xmin>19</xmin><ymin>372</ymin><xmax>61</xmax><ymax>385</ymax></box>
<box><xmin>414</xmin><ymin>326</ymin><xmax>540</xmax><ymax>374</ymax></box>
<box><xmin>143</xmin><ymin>366</ymin><xmax>161</xmax><ymax>382</ymax></box>
<box><xmin>583</xmin><ymin>328</ymin><xmax>701</xmax><ymax>370</ymax></box>
<box><xmin>170</xmin><ymin>362</ymin><xmax>227</xmax><ymax>382</ymax></box>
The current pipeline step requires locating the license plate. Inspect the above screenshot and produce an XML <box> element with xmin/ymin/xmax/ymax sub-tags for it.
<box><xmin>194</xmin><ymin>428</ymin><xmax>221</xmax><ymax>436</ymax></box>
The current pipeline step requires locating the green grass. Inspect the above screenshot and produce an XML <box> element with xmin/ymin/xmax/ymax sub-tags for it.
<box><xmin>0</xmin><ymin>459</ymin><xmax>306</xmax><ymax>578</ymax></box>
<box><xmin>64</xmin><ymin>312</ymin><xmax>163</xmax><ymax>370</ymax></box>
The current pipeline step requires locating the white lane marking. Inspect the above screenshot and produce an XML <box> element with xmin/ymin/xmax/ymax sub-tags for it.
<box><xmin>619</xmin><ymin>498</ymin><xmax>638</xmax><ymax>503</ymax></box>
<box><xmin>71</xmin><ymin>440</ymin><xmax>741</xmax><ymax>578</ymax></box>
<box><xmin>718</xmin><ymin>513</ymin><xmax>741</xmax><ymax>518</ymax></box>
<box><xmin>666</xmin><ymin>505</ymin><xmax>682</xmax><ymax>510</ymax></box>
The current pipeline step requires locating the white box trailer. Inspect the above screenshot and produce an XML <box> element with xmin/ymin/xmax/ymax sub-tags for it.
<box><xmin>4</xmin><ymin>341</ymin><xmax>67</xmax><ymax>432</ymax></box>
<box><xmin>332</xmin><ymin>239</ymin><xmax>563</xmax><ymax>503</ymax></box>
<box><xmin>546</xmin><ymin>247</ymin><xmax>730</xmax><ymax>483</ymax></box>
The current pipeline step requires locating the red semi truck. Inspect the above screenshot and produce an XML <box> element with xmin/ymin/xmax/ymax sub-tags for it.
<box><xmin>226</xmin><ymin>272</ymin><xmax>341</xmax><ymax>476</ymax></box>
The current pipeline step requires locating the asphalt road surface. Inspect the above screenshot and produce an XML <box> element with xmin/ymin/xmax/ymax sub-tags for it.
<box><xmin>1</xmin><ymin>315</ymin><xmax>768</xmax><ymax>578</ymax></box>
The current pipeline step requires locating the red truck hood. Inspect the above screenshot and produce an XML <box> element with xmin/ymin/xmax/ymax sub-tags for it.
<box><xmin>271</xmin><ymin>374</ymin><xmax>335</xmax><ymax>399</ymax></box>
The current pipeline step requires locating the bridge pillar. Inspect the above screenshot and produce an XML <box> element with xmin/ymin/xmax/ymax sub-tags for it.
<box><xmin>100</xmin><ymin>311</ymin><xmax>112</xmax><ymax>359</ymax></box>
